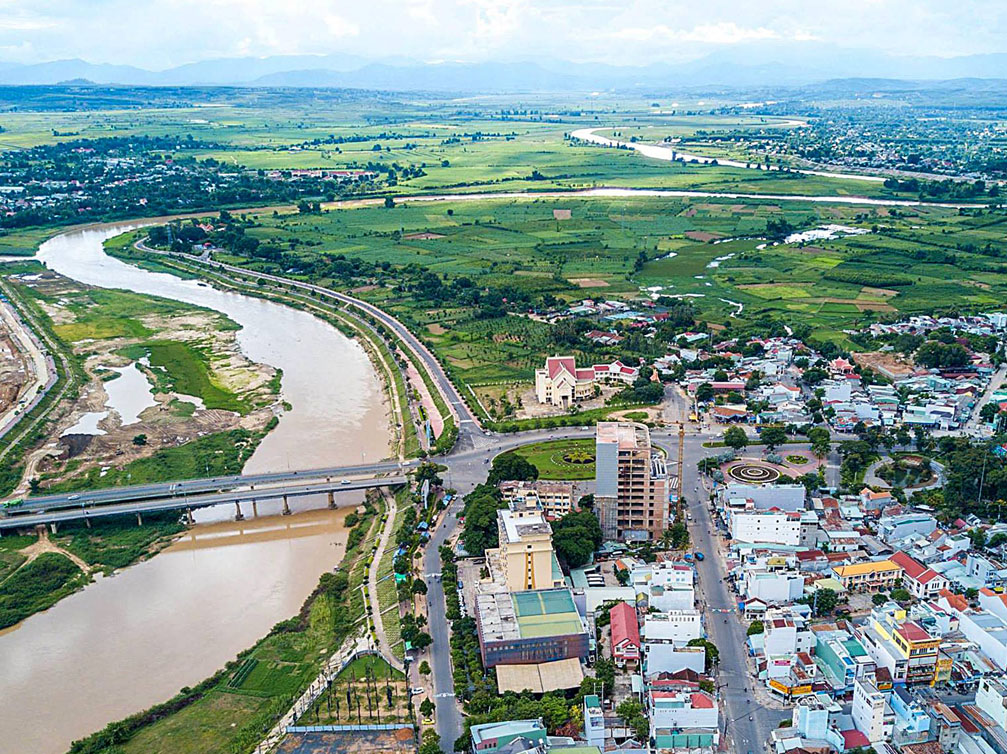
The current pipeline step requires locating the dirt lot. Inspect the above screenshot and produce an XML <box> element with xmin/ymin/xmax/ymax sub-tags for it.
<box><xmin>279</xmin><ymin>729</ymin><xmax>415</xmax><ymax>754</ymax></box>
<box><xmin>851</xmin><ymin>350</ymin><xmax>916</xmax><ymax>379</ymax></box>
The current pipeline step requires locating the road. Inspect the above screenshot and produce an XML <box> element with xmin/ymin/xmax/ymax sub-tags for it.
<box><xmin>10</xmin><ymin>458</ymin><xmax>418</xmax><ymax>511</ymax></box>
<box><xmin>684</xmin><ymin>450</ymin><xmax>793</xmax><ymax>752</ymax></box>
<box><xmin>0</xmin><ymin>475</ymin><xmax>407</xmax><ymax>531</ymax></box>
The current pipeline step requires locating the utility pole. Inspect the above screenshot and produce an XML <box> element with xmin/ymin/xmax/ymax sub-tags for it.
<box><xmin>677</xmin><ymin>422</ymin><xmax>686</xmax><ymax>522</ymax></box>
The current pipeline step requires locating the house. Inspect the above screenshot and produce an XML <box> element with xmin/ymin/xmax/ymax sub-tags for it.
<box><xmin>890</xmin><ymin>551</ymin><xmax>949</xmax><ymax>600</ymax></box>
<box><xmin>610</xmin><ymin>602</ymin><xmax>641</xmax><ymax>667</ymax></box>
<box><xmin>471</xmin><ymin>720</ymin><xmax>548</xmax><ymax>754</ymax></box>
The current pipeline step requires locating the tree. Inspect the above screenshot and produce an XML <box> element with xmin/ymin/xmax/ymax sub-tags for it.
<box><xmin>724</xmin><ymin>426</ymin><xmax>748</xmax><ymax>452</ymax></box>
<box><xmin>747</xmin><ymin>621</ymin><xmax>765</xmax><ymax>636</ymax></box>
<box><xmin>808</xmin><ymin>426</ymin><xmax>831</xmax><ymax>460</ymax></box>
<box><xmin>552</xmin><ymin>511</ymin><xmax>604</xmax><ymax>567</ymax></box>
<box><xmin>760</xmin><ymin>425</ymin><xmax>788</xmax><ymax>452</ymax></box>
<box><xmin>419</xmin><ymin>729</ymin><xmax>441</xmax><ymax>754</ymax></box>
<box><xmin>487</xmin><ymin>453</ymin><xmax>539</xmax><ymax>485</ymax></box>
<box><xmin>132</xmin><ymin>433</ymin><xmax>148</xmax><ymax>446</ymax></box>
<box><xmin>969</xmin><ymin>527</ymin><xmax>988</xmax><ymax>551</ymax></box>
<box><xmin>383</xmin><ymin>196</ymin><xmax>396</xmax><ymax>209</ymax></box>
<box><xmin>667</xmin><ymin>521</ymin><xmax>690</xmax><ymax>550</ymax></box>
<box><xmin>411</xmin><ymin>632</ymin><xmax>433</xmax><ymax>650</ymax></box>
<box><xmin>872</xmin><ymin>593</ymin><xmax>889</xmax><ymax>606</ymax></box>
<box><xmin>419</xmin><ymin>660</ymin><xmax>431</xmax><ymax>675</ymax></box>
<box><xmin>806</xmin><ymin>587</ymin><xmax>838</xmax><ymax>616</ymax></box>
<box><xmin>420</xmin><ymin>698</ymin><xmax>436</xmax><ymax>718</ymax></box>
<box><xmin>28</xmin><ymin>477</ymin><xmax>40</xmax><ymax>493</ymax></box>
<box><xmin>695</xmin><ymin>383</ymin><xmax>714</xmax><ymax>403</ymax></box>
<box><xmin>411</xmin><ymin>579</ymin><xmax>428</xmax><ymax>596</ymax></box>
<box><xmin>460</xmin><ymin>484</ymin><xmax>506</xmax><ymax>557</ymax></box>
<box><xmin>687</xmin><ymin>638</ymin><xmax>719</xmax><ymax>671</ymax></box>
<box><xmin>891</xmin><ymin>588</ymin><xmax>911</xmax><ymax>603</ymax></box>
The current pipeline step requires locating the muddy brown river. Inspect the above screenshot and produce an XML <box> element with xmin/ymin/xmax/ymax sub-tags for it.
<box><xmin>0</xmin><ymin>223</ymin><xmax>391</xmax><ymax>753</ymax></box>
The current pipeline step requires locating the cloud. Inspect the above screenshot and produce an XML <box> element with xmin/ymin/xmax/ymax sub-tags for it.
<box><xmin>612</xmin><ymin>22</ymin><xmax>781</xmax><ymax>44</ymax></box>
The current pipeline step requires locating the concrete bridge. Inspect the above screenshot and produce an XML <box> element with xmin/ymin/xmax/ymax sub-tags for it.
<box><xmin>6</xmin><ymin>459</ymin><xmax>419</xmax><ymax>515</ymax></box>
<box><xmin>0</xmin><ymin>474</ymin><xmax>408</xmax><ymax>532</ymax></box>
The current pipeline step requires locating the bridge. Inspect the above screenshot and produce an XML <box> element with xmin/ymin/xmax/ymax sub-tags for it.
<box><xmin>9</xmin><ymin>459</ymin><xmax>419</xmax><ymax>513</ymax></box>
<box><xmin>0</xmin><ymin>467</ymin><xmax>413</xmax><ymax>532</ymax></box>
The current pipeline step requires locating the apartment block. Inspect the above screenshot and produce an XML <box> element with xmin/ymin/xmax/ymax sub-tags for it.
<box><xmin>595</xmin><ymin>421</ymin><xmax>670</xmax><ymax>541</ymax></box>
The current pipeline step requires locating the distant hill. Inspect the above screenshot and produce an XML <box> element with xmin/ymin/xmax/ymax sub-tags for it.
<box><xmin>4</xmin><ymin>47</ymin><xmax>1007</xmax><ymax>91</ymax></box>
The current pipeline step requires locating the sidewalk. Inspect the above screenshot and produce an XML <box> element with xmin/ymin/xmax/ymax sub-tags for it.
<box><xmin>368</xmin><ymin>489</ymin><xmax>404</xmax><ymax>673</ymax></box>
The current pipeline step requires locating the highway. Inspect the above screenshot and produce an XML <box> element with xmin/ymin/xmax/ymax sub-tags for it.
<box><xmin>13</xmin><ymin>458</ymin><xmax>419</xmax><ymax>511</ymax></box>
<box><xmin>0</xmin><ymin>475</ymin><xmax>408</xmax><ymax>531</ymax></box>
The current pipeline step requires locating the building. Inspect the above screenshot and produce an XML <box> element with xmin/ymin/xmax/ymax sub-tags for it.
<box><xmin>878</xmin><ymin>513</ymin><xmax>938</xmax><ymax>545</ymax></box>
<box><xmin>583</xmin><ymin>695</ymin><xmax>605</xmax><ymax>748</ymax></box>
<box><xmin>860</xmin><ymin>603</ymin><xmax>943</xmax><ymax>686</ymax></box>
<box><xmin>637</xmin><ymin>561</ymin><xmax>696</xmax><ymax>612</ymax></box>
<box><xmin>486</xmin><ymin>498</ymin><xmax>565</xmax><ymax>592</ymax></box>
<box><xmin>814</xmin><ymin>629</ymin><xmax>876</xmax><ymax>695</ymax></box>
<box><xmin>649</xmin><ymin>683</ymin><xmax>719</xmax><ymax>750</ymax></box>
<box><xmin>891</xmin><ymin>550</ymin><xmax>950</xmax><ymax>600</ymax></box>
<box><xmin>499</xmin><ymin>480</ymin><xmax>577</xmax><ymax>520</ymax></box>
<box><xmin>642</xmin><ymin>611</ymin><xmax>703</xmax><ymax>646</ymax></box>
<box><xmin>975</xmin><ymin>677</ymin><xmax>1007</xmax><ymax>731</ymax></box>
<box><xmin>723</xmin><ymin>483</ymin><xmax>806</xmax><ymax>511</ymax></box>
<box><xmin>744</xmin><ymin>570</ymin><xmax>805</xmax><ymax>604</ymax></box>
<box><xmin>852</xmin><ymin>678</ymin><xmax>895</xmax><ymax>743</ymax></box>
<box><xmin>474</xmin><ymin>589</ymin><xmax>590</xmax><ymax>668</ymax></box>
<box><xmin>535</xmin><ymin>356</ymin><xmax>596</xmax><ymax>408</ymax></box>
<box><xmin>471</xmin><ymin>720</ymin><xmax>548</xmax><ymax>754</ymax></box>
<box><xmin>763</xmin><ymin>610</ymin><xmax>816</xmax><ymax>656</ymax></box>
<box><xmin>644</xmin><ymin>645</ymin><xmax>707</xmax><ymax>678</ymax></box>
<box><xmin>953</xmin><ymin>607</ymin><xmax>1007</xmax><ymax>671</ymax></box>
<box><xmin>610</xmin><ymin>602</ymin><xmax>641</xmax><ymax>668</ymax></box>
<box><xmin>832</xmin><ymin>560</ymin><xmax>902</xmax><ymax>592</ymax></box>
<box><xmin>535</xmin><ymin>356</ymin><xmax>638</xmax><ymax>408</ymax></box>
<box><xmin>595</xmin><ymin>422</ymin><xmax>670</xmax><ymax>541</ymax></box>
<box><xmin>730</xmin><ymin>510</ymin><xmax>805</xmax><ymax>546</ymax></box>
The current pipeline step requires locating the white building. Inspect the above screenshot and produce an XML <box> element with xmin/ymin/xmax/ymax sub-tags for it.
<box><xmin>976</xmin><ymin>677</ymin><xmax>1007</xmax><ymax>731</ymax></box>
<box><xmin>745</xmin><ymin>570</ymin><xmax>806</xmax><ymax>605</ymax></box>
<box><xmin>649</xmin><ymin>687</ymin><xmax>718</xmax><ymax>731</ymax></box>
<box><xmin>637</xmin><ymin>561</ymin><xmax>696</xmax><ymax>612</ymax></box>
<box><xmin>644</xmin><ymin>644</ymin><xmax>707</xmax><ymax>678</ymax></box>
<box><xmin>724</xmin><ymin>483</ymin><xmax>806</xmax><ymax>512</ymax></box>
<box><xmin>731</xmin><ymin>510</ymin><xmax>804</xmax><ymax>546</ymax></box>
<box><xmin>764</xmin><ymin>610</ymin><xmax>816</xmax><ymax>656</ymax></box>
<box><xmin>642</xmin><ymin>611</ymin><xmax>703</xmax><ymax>646</ymax></box>
<box><xmin>852</xmin><ymin>678</ymin><xmax>895</xmax><ymax>744</ymax></box>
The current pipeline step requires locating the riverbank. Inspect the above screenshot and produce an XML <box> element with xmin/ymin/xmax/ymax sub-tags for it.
<box><xmin>6</xmin><ymin>258</ymin><xmax>281</xmax><ymax>494</ymax></box>
<box><xmin>0</xmin><ymin>219</ymin><xmax>394</xmax><ymax>754</ymax></box>
<box><xmin>110</xmin><ymin>232</ymin><xmax>434</xmax><ymax>459</ymax></box>
<box><xmin>66</xmin><ymin>492</ymin><xmax>388</xmax><ymax>754</ymax></box>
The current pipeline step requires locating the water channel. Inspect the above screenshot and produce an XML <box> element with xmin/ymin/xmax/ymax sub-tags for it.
<box><xmin>0</xmin><ymin>223</ymin><xmax>391</xmax><ymax>753</ymax></box>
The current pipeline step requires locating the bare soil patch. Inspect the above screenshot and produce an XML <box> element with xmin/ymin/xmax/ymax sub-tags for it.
<box><xmin>568</xmin><ymin>278</ymin><xmax>610</xmax><ymax>288</ymax></box>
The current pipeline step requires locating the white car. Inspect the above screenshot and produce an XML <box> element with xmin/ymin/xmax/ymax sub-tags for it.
<box><xmin>410</xmin><ymin>687</ymin><xmax>425</xmax><ymax>695</ymax></box>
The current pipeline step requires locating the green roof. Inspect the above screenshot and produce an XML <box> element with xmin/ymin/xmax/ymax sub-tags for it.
<box><xmin>512</xmin><ymin>589</ymin><xmax>585</xmax><ymax>639</ymax></box>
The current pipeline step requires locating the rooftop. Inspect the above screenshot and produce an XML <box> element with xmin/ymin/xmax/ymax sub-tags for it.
<box><xmin>476</xmin><ymin>589</ymin><xmax>587</xmax><ymax>643</ymax></box>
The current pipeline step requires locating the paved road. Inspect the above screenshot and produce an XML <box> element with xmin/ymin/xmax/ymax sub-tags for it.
<box><xmin>8</xmin><ymin>458</ymin><xmax>418</xmax><ymax>511</ymax></box>
<box><xmin>0</xmin><ymin>475</ymin><xmax>407</xmax><ymax>530</ymax></box>
<box><xmin>684</xmin><ymin>456</ymin><xmax>792</xmax><ymax>752</ymax></box>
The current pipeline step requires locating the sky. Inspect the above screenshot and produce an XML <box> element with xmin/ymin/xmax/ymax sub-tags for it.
<box><xmin>1</xmin><ymin>0</ymin><xmax>1006</xmax><ymax>69</ymax></box>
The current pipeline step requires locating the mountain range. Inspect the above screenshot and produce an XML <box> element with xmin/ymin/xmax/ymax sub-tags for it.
<box><xmin>2</xmin><ymin>45</ymin><xmax>1007</xmax><ymax>91</ymax></box>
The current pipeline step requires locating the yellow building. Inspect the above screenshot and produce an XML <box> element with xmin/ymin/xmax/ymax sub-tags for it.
<box><xmin>832</xmin><ymin>560</ymin><xmax>902</xmax><ymax>592</ymax></box>
<box><xmin>868</xmin><ymin>603</ymin><xmax>945</xmax><ymax>686</ymax></box>
<box><xmin>487</xmin><ymin>498</ymin><xmax>564</xmax><ymax>592</ymax></box>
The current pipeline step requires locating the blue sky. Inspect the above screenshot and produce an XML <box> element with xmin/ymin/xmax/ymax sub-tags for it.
<box><xmin>1</xmin><ymin>0</ymin><xmax>1005</xmax><ymax>68</ymax></box>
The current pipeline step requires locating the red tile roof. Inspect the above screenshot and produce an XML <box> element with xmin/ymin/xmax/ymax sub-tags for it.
<box><xmin>610</xmin><ymin>601</ymin><xmax>640</xmax><ymax>653</ymax></box>
<box><xmin>896</xmin><ymin>622</ymin><xmax>933</xmax><ymax>643</ymax></box>
<box><xmin>841</xmin><ymin>730</ymin><xmax>870</xmax><ymax>750</ymax></box>
<box><xmin>891</xmin><ymin>550</ymin><xmax>927</xmax><ymax>580</ymax></box>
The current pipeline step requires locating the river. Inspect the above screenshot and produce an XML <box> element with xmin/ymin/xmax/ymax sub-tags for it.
<box><xmin>0</xmin><ymin>223</ymin><xmax>391</xmax><ymax>754</ymax></box>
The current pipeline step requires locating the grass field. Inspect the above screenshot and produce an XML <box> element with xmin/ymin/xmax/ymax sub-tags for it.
<box><xmin>508</xmin><ymin>438</ymin><xmax>596</xmax><ymax>480</ymax></box>
<box><xmin>0</xmin><ymin>551</ymin><xmax>86</xmax><ymax>630</ymax></box>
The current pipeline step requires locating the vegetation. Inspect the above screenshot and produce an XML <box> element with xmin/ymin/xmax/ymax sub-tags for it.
<box><xmin>508</xmin><ymin>439</ymin><xmax>596</xmax><ymax>480</ymax></box>
<box><xmin>0</xmin><ymin>552</ymin><xmax>86</xmax><ymax>629</ymax></box>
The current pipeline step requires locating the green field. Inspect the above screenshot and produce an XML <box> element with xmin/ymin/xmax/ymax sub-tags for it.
<box><xmin>508</xmin><ymin>438</ymin><xmax>596</xmax><ymax>480</ymax></box>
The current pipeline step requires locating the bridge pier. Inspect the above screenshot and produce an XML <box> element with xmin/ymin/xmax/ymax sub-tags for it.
<box><xmin>85</xmin><ymin>516</ymin><xmax>91</xmax><ymax>529</ymax></box>
<box><xmin>327</xmin><ymin>490</ymin><xmax>336</xmax><ymax>509</ymax></box>
<box><xmin>49</xmin><ymin>522</ymin><xmax>57</xmax><ymax>535</ymax></box>
<box><xmin>185</xmin><ymin>508</ymin><xmax>194</xmax><ymax>526</ymax></box>
<box><xmin>136</xmin><ymin>512</ymin><xmax>143</xmax><ymax>526</ymax></box>
<box><xmin>282</xmin><ymin>495</ymin><xmax>292</xmax><ymax>516</ymax></box>
<box><xmin>234</xmin><ymin>501</ymin><xmax>244</xmax><ymax>522</ymax></box>
<box><xmin>251</xmin><ymin>500</ymin><xmax>258</xmax><ymax>518</ymax></box>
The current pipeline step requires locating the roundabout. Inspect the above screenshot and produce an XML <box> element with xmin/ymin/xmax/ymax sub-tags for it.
<box><xmin>727</xmin><ymin>461</ymin><xmax>783</xmax><ymax>484</ymax></box>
